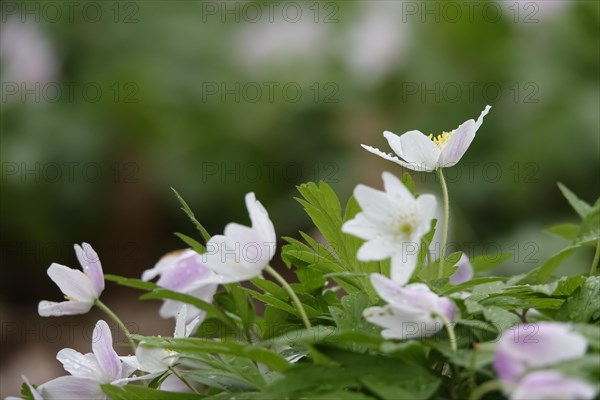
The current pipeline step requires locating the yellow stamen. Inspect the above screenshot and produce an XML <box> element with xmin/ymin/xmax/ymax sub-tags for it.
<box><xmin>428</xmin><ymin>131</ymin><xmax>453</xmax><ymax>149</ymax></box>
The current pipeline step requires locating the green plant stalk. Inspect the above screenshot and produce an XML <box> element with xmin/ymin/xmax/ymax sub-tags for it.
<box><xmin>95</xmin><ymin>299</ymin><xmax>136</xmax><ymax>352</ymax></box>
<box><xmin>437</xmin><ymin>168</ymin><xmax>450</xmax><ymax>279</ymax></box>
<box><xmin>264</xmin><ymin>265</ymin><xmax>311</xmax><ymax>329</ymax></box>
<box><xmin>168</xmin><ymin>366</ymin><xmax>200</xmax><ymax>395</ymax></box>
<box><xmin>591</xmin><ymin>239</ymin><xmax>600</xmax><ymax>275</ymax></box>
<box><xmin>434</xmin><ymin>311</ymin><xmax>457</xmax><ymax>353</ymax></box>
<box><xmin>469</xmin><ymin>380</ymin><xmax>504</xmax><ymax>400</ymax></box>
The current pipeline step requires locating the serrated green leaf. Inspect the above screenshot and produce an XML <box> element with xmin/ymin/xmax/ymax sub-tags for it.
<box><xmin>172</xmin><ymin>187</ymin><xmax>211</xmax><ymax>242</ymax></box>
<box><xmin>515</xmin><ymin>245</ymin><xmax>580</xmax><ymax>284</ymax></box>
<box><xmin>470</xmin><ymin>253</ymin><xmax>513</xmax><ymax>273</ymax></box>
<box><xmin>556</xmin><ymin>276</ymin><xmax>600</xmax><ymax>323</ymax></box>
<box><xmin>104</xmin><ymin>274</ymin><xmax>160</xmax><ymax>291</ymax></box>
<box><xmin>558</xmin><ymin>182</ymin><xmax>592</xmax><ymax>219</ymax></box>
<box><xmin>575</xmin><ymin>199</ymin><xmax>600</xmax><ymax>244</ymax></box>
<box><xmin>174</xmin><ymin>232</ymin><xmax>206</xmax><ymax>253</ymax></box>
<box><xmin>544</xmin><ymin>223</ymin><xmax>580</xmax><ymax>242</ymax></box>
<box><xmin>101</xmin><ymin>384</ymin><xmax>202</xmax><ymax>400</ymax></box>
<box><xmin>418</xmin><ymin>251</ymin><xmax>461</xmax><ymax>282</ymax></box>
<box><xmin>401</xmin><ymin>172</ymin><xmax>415</xmax><ymax>195</ymax></box>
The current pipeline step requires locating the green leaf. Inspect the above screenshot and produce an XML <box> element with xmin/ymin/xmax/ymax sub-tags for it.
<box><xmin>442</xmin><ymin>277</ymin><xmax>506</xmax><ymax>294</ymax></box>
<box><xmin>174</xmin><ymin>232</ymin><xmax>206</xmax><ymax>253</ymax></box>
<box><xmin>556</xmin><ymin>276</ymin><xmax>600</xmax><ymax>323</ymax></box>
<box><xmin>516</xmin><ymin>245</ymin><xmax>580</xmax><ymax>284</ymax></box>
<box><xmin>575</xmin><ymin>199</ymin><xmax>600</xmax><ymax>244</ymax></box>
<box><xmin>544</xmin><ymin>223</ymin><xmax>581</xmax><ymax>242</ymax></box>
<box><xmin>136</xmin><ymin>337</ymin><xmax>291</xmax><ymax>371</ymax></box>
<box><xmin>416</xmin><ymin>219</ymin><xmax>437</xmax><ymax>270</ymax></box>
<box><xmin>104</xmin><ymin>274</ymin><xmax>160</xmax><ymax>291</ymax></box>
<box><xmin>558</xmin><ymin>183</ymin><xmax>592</xmax><ymax>219</ymax></box>
<box><xmin>101</xmin><ymin>384</ymin><xmax>202</xmax><ymax>400</ymax></box>
<box><xmin>172</xmin><ymin>187</ymin><xmax>211</xmax><ymax>242</ymax></box>
<box><xmin>140</xmin><ymin>289</ymin><xmax>235</xmax><ymax>328</ymax></box>
<box><xmin>418</xmin><ymin>251</ymin><xmax>461</xmax><ymax>282</ymax></box>
<box><xmin>401</xmin><ymin>172</ymin><xmax>415</xmax><ymax>195</ymax></box>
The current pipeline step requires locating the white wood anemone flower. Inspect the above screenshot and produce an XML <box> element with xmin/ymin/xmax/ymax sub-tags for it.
<box><xmin>363</xmin><ymin>273</ymin><xmax>455</xmax><ymax>340</ymax></box>
<box><xmin>203</xmin><ymin>192</ymin><xmax>276</xmax><ymax>283</ymax></box>
<box><xmin>134</xmin><ymin>305</ymin><xmax>200</xmax><ymax>378</ymax></box>
<box><xmin>362</xmin><ymin>105</ymin><xmax>491</xmax><ymax>172</ymax></box>
<box><xmin>342</xmin><ymin>172</ymin><xmax>436</xmax><ymax>285</ymax></box>
<box><xmin>33</xmin><ymin>320</ymin><xmax>138</xmax><ymax>400</ymax></box>
<box><xmin>142</xmin><ymin>249</ymin><xmax>218</xmax><ymax>322</ymax></box>
<box><xmin>38</xmin><ymin>243</ymin><xmax>105</xmax><ymax>317</ymax></box>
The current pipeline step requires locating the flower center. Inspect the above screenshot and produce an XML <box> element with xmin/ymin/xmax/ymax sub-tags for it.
<box><xmin>428</xmin><ymin>131</ymin><xmax>453</xmax><ymax>149</ymax></box>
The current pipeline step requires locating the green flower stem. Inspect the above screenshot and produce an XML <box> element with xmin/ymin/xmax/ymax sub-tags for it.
<box><xmin>264</xmin><ymin>265</ymin><xmax>311</xmax><ymax>329</ymax></box>
<box><xmin>94</xmin><ymin>299</ymin><xmax>136</xmax><ymax>353</ymax></box>
<box><xmin>591</xmin><ymin>239</ymin><xmax>600</xmax><ymax>276</ymax></box>
<box><xmin>169</xmin><ymin>366</ymin><xmax>200</xmax><ymax>395</ymax></box>
<box><xmin>469</xmin><ymin>380</ymin><xmax>504</xmax><ymax>400</ymax></box>
<box><xmin>437</xmin><ymin>168</ymin><xmax>450</xmax><ymax>279</ymax></box>
<box><xmin>434</xmin><ymin>311</ymin><xmax>457</xmax><ymax>353</ymax></box>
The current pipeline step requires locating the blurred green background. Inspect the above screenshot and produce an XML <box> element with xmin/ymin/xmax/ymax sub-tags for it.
<box><xmin>0</xmin><ymin>0</ymin><xmax>599</xmax><ymax>395</ymax></box>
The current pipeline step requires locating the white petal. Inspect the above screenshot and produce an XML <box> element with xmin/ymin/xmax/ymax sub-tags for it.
<box><xmin>369</xmin><ymin>273</ymin><xmax>404</xmax><ymax>305</ymax></box>
<box><xmin>39</xmin><ymin>376</ymin><xmax>105</xmax><ymax>400</ymax></box>
<box><xmin>439</xmin><ymin>105</ymin><xmax>491</xmax><ymax>167</ymax></box>
<box><xmin>357</xmin><ymin>240</ymin><xmax>396</xmax><ymax>261</ymax></box>
<box><xmin>361</xmin><ymin>144</ymin><xmax>433</xmax><ymax>172</ymax></box>
<box><xmin>92</xmin><ymin>320</ymin><xmax>122</xmax><ymax>382</ymax></box>
<box><xmin>245</xmin><ymin>192</ymin><xmax>276</xmax><ymax>243</ymax></box>
<box><xmin>56</xmin><ymin>348</ymin><xmax>102</xmax><ymax>380</ymax></box>
<box><xmin>47</xmin><ymin>263</ymin><xmax>96</xmax><ymax>302</ymax></box>
<box><xmin>396</xmin><ymin>130</ymin><xmax>440</xmax><ymax>171</ymax></box>
<box><xmin>38</xmin><ymin>300</ymin><xmax>94</xmax><ymax>317</ymax></box>
<box><xmin>381</xmin><ymin>171</ymin><xmax>413</xmax><ymax>201</ymax></box>
<box><xmin>120</xmin><ymin>355</ymin><xmax>141</xmax><ymax>377</ymax></box>
<box><xmin>342</xmin><ymin>213</ymin><xmax>391</xmax><ymax>241</ymax></box>
<box><xmin>75</xmin><ymin>243</ymin><xmax>104</xmax><ymax>296</ymax></box>
<box><xmin>174</xmin><ymin>304</ymin><xmax>188</xmax><ymax>338</ymax></box>
<box><xmin>353</xmin><ymin>184</ymin><xmax>394</xmax><ymax>222</ymax></box>
<box><xmin>390</xmin><ymin>253</ymin><xmax>418</xmax><ymax>285</ymax></box>
<box><xmin>135</xmin><ymin>343</ymin><xmax>172</xmax><ymax>373</ymax></box>
<box><xmin>416</xmin><ymin>194</ymin><xmax>437</xmax><ymax>235</ymax></box>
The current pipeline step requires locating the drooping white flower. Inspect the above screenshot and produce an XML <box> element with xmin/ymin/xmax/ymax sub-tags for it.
<box><xmin>342</xmin><ymin>172</ymin><xmax>436</xmax><ymax>285</ymax></box>
<box><xmin>135</xmin><ymin>305</ymin><xmax>200</xmax><ymax>375</ymax></box>
<box><xmin>493</xmin><ymin>322</ymin><xmax>588</xmax><ymax>383</ymax></box>
<box><xmin>36</xmin><ymin>320</ymin><xmax>136</xmax><ymax>400</ymax></box>
<box><xmin>203</xmin><ymin>192</ymin><xmax>276</xmax><ymax>283</ymax></box>
<box><xmin>362</xmin><ymin>106</ymin><xmax>491</xmax><ymax>172</ymax></box>
<box><xmin>510</xmin><ymin>370</ymin><xmax>597</xmax><ymax>400</ymax></box>
<box><xmin>363</xmin><ymin>273</ymin><xmax>455</xmax><ymax>340</ymax></box>
<box><xmin>449</xmin><ymin>253</ymin><xmax>474</xmax><ymax>285</ymax></box>
<box><xmin>142</xmin><ymin>249</ymin><xmax>218</xmax><ymax>322</ymax></box>
<box><xmin>38</xmin><ymin>243</ymin><xmax>104</xmax><ymax>317</ymax></box>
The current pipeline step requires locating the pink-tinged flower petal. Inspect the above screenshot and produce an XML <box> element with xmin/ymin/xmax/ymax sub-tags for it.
<box><xmin>361</xmin><ymin>144</ymin><xmax>432</xmax><ymax>172</ymax></box>
<box><xmin>450</xmin><ymin>253</ymin><xmax>474</xmax><ymax>285</ymax></box>
<box><xmin>245</xmin><ymin>192</ymin><xmax>276</xmax><ymax>243</ymax></box>
<box><xmin>47</xmin><ymin>263</ymin><xmax>97</xmax><ymax>302</ymax></box>
<box><xmin>57</xmin><ymin>348</ymin><xmax>102</xmax><ymax>380</ymax></box>
<box><xmin>38</xmin><ymin>299</ymin><xmax>94</xmax><ymax>317</ymax></box>
<box><xmin>395</xmin><ymin>130</ymin><xmax>441</xmax><ymax>171</ymax></box>
<box><xmin>494</xmin><ymin>322</ymin><xmax>587</xmax><ymax>383</ymax></box>
<box><xmin>156</xmin><ymin>251</ymin><xmax>212</xmax><ymax>292</ymax></box>
<box><xmin>510</xmin><ymin>370</ymin><xmax>597</xmax><ymax>400</ymax></box>
<box><xmin>370</xmin><ymin>273</ymin><xmax>405</xmax><ymax>305</ymax></box>
<box><xmin>390</xmin><ymin>253</ymin><xmax>418</xmax><ymax>286</ymax></box>
<box><xmin>75</xmin><ymin>243</ymin><xmax>104</xmax><ymax>296</ymax></box>
<box><xmin>438</xmin><ymin>105</ymin><xmax>491</xmax><ymax>167</ymax></box>
<box><xmin>92</xmin><ymin>320</ymin><xmax>122</xmax><ymax>382</ymax></box>
<box><xmin>142</xmin><ymin>251</ymin><xmax>183</xmax><ymax>281</ymax></box>
<box><xmin>38</xmin><ymin>375</ymin><xmax>105</xmax><ymax>400</ymax></box>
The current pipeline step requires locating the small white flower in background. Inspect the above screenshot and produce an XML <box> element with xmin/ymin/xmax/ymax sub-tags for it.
<box><xmin>33</xmin><ymin>320</ymin><xmax>136</xmax><ymax>400</ymax></box>
<box><xmin>362</xmin><ymin>105</ymin><xmax>491</xmax><ymax>172</ymax></box>
<box><xmin>493</xmin><ymin>322</ymin><xmax>588</xmax><ymax>383</ymax></box>
<box><xmin>135</xmin><ymin>305</ymin><xmax>200</xmax><ymax>376</ymax></box>
<box><xmin>363</xmin><ymin>274</ymin><xmax>455</xmax><ymax>340</ymax></box>
<box><xmin>449</xmin><ymin>253</ymin><xmax>474</xmax><ymax>285</ymax></box>
<box><xmin>342</xmin><ymin>172</ymin><xmax>436</xmax><ymax>285</ymax></box>
<box><xmin>203</xmin><ymin>192</ymin><xmax>276</xmax><ymax>283</ymax></box>
<box><xmin>38</xmin><ymin>243</ymin><xmax>104</xmax><ymax>317</ymax></box>
<box><xmin>6</xmin><ymin>375</ymin><xmax>43</xmax><ymax>400</ymax></box>
<box><xmin>142</xmin><ymin>249</ymin><xmax>218</xmax><ymax>322</ymax></box>
<box><xmin>509</xmin><ymin>370</ymin><xmax>597</xmax><ymax>400</ymax></box>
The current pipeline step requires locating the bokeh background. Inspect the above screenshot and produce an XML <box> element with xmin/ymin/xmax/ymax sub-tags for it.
<box><xmin>1</xmin><ymin>0</ymin><xmax>599</xmax><ymax>396</ymax></box>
